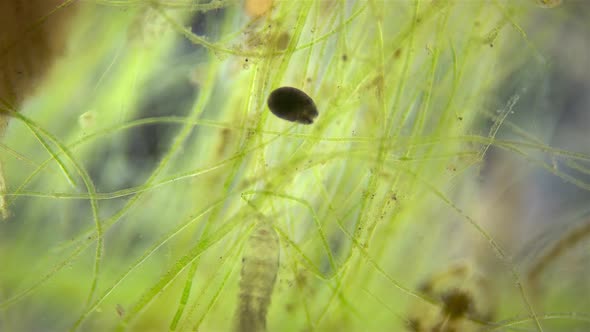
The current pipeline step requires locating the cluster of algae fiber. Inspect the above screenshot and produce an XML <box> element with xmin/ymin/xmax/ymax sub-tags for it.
<box><xmin>1</xmin><ymin>0</ymin><xmax>589</xmax><ymax>331</ymax></box>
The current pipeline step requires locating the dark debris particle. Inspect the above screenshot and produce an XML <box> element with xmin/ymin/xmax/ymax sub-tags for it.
<box><xmin>267</xmin><ymin>86</ymin><xmax>318</xmax><ymax>124</ymax></box>
<box><xmin>441</xmin><ymin>289</ymin><xmax>472</xmax><ymax>320</ymax></box>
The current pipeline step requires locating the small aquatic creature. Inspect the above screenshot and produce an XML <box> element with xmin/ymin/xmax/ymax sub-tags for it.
<box><xmin>235</xmin><ymin>223</ymin><xmax>280</xmax><ymax>332</ymax></box>
<box><xmin>267</xmin><ymin>86</ymin><xmax>318</xmax><ymax>124</ymax></box>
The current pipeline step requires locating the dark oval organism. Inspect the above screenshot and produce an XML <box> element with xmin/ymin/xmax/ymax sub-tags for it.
<box><xmin>267</xmin><ymin>86</ymin><xmax>318</xmax><ymax>124</ymax></box>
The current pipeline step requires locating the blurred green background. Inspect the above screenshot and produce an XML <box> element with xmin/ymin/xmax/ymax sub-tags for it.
<box><xmin>1</xmin><ymin>1</ymin><xmax>589</xmax><ymax>331</ymax></box>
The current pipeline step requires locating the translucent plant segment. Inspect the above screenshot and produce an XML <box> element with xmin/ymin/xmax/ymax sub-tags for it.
<box><xmin>0</xmin><ymin>1</ymin><xmax>588</xmax><ymax>332</ymax></box>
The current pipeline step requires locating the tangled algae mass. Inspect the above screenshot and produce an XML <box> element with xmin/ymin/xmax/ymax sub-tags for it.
<box><xmin>1</xmin><ymin>1</ymin><xmax>590</xmax><ymax>332</ymax></box>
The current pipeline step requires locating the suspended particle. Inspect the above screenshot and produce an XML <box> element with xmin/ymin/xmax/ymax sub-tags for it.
<box><xmin>267</xmin><ymin>86</ymin><xmax>318</xmax><ymax>124</ymax></box>
<box><xmin>115</xmin><ymin>304</ymin><xmax>125</xmax><ymax>317</ymax></box>
<box><xmin>235</xmin><ymin>223</ymin><xmax>280</xmax><ymax>332</ymax></box>
<box><xmin>78</xmin><ymin>110</ymin><xmax>96</xmax><ymax>132</ymax></box>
